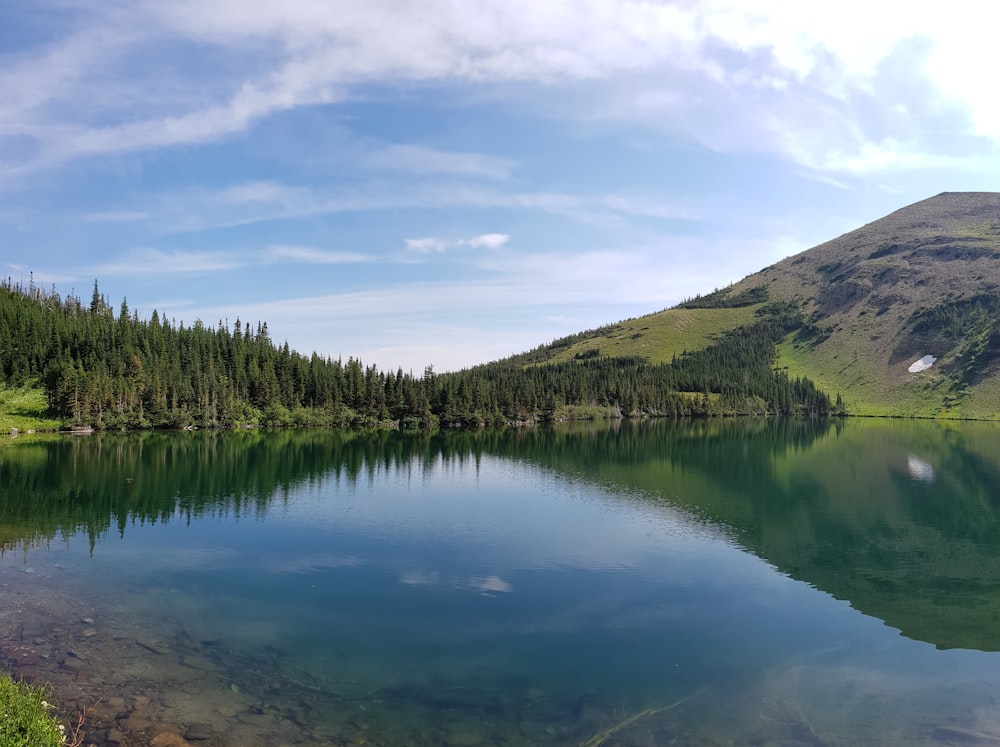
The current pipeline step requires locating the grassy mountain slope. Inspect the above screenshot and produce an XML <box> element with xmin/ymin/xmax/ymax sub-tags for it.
<box><xmin>516</xmin><ymin>305</ymin><xmax>764</xmax><ymax>366</ymax></box>
<box><xmin>522</xmin><ymin>192</ymin><xmax>1000</xmax><ymax>418</ymax></box>
<box><xmin>746</xmin><ymin>192</ymin><xmax>1000</xmax><ymax>417</ymax></box>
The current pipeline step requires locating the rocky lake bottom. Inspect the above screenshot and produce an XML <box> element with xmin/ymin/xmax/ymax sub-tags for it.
<box><xmin>8</xmin><ymin>558</ymin><xmax>1000</xmax><ymax>747</ymax></box>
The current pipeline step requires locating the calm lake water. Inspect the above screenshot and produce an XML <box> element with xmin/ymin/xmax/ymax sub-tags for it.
<box><xmin>3</xmin><ymin>419</ymin><xmax>1000</xmax><ymax>746</ymax></box>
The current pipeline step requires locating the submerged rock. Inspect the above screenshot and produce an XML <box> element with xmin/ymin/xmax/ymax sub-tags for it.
<box><xmin>184</xmin><ymin>721</ymin><xmax>215</xmax><ymax>740</ymax></box>
<box><xmin>443</xmin><ymin>728</ymin><xmax>484</xmax><ymax>746</ymax></box>
<box><xmin>149</xmin><ymin>729</ymin><xmax>189</xmax><ymax>747</ymax></box>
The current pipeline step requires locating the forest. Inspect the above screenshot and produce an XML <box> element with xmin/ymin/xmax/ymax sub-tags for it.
<box><xmin>0</xmin><ymin>278</ymin><xmax>835</xmax><ymax>430</ymax></box>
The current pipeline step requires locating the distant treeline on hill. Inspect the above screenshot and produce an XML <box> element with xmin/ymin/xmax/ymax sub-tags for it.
<box><xmin>0</xmin><ymin>279</ymin><xmax>834</xmax><ymax>429</ymax></box>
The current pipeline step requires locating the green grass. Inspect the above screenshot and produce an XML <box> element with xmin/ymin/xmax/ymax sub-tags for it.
<box><xmin>543</xmin><ymin>305</ymin><xmax>764</xmax><ymax>365</ymax></box>
<box><xmin>0</xmin><ymin>673</ymin><xmax>65</xmax><ymax>747</ymax></box>
<box><xmin>774</xmin><ymin>336</ymin><xmax>957</xmax><ymax>418</ymax></box>
<box><xmin>0</xmin><ymin>384</ymin><xmax>62</xmax><ymax>433</ymax></box>
<box><xmin>775</xmin><ymin>323</ymin><xmax>1000</xmax><ymax>420</ymax></box>
<box><xmin>952</xmin><ymin>375</ymin><xmax>1000</xmax><ymax>420</ymax></box>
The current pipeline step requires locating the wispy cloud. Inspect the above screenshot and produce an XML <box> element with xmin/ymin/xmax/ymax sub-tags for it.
<box><xmin>166</xmin><ymin>234</ymin><xmax>797</xmax><ymax>328</ymax></box>
<box><xmin>80</xmin><ymin>211</ymin><xmax>150</xmax><ymax>223</ymax></box>
<box><xmin>263</xmin><ymin>245</ymin><xmax>369</xmax><ymax>264</ymax></box>
<box><xmin>6</xmin><ymin>0</ymin><xmax>996</xmax><ymax>181</ymax></box>
<box><xmin>111</xmin><ymin>178</ymin><xmax>699</xmax><ymax>236</ymax></box>
<box><xmin>82</xmin><ymin>244</ymin><xmax>375</xmax><ymax>278</ymax></box>
<box><xmin>2</xmin><ymin>264</ymin><xmax>78</xmax><ymax>287</ymax></box>
<box><xmin>405</xmin><ymin>233</ymin><xmax>509</xmax><ymax>253</ymax></box>
<box><xmin>361</xmin><ymin>144</ymin><xmax>515</xmax><ymax>179</ymax></box>
<box><xmin>92</xmin><ymin>248</ymin><xmax>240</xmax><ymax>276</ymax></box>
<box><xmin>404</xmin><ymin>238</ymin><xmax>446</xmax><ymax>253</ymax></box>
<box><xmin>600</xmin><ymin>195</ymin><xmax>701</xmax><ymax>220</ymax></box>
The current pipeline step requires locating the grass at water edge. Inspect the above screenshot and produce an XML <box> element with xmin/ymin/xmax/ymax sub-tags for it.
<box><xmin>0</xmin><ymin>673</ymin><xmax>66</xmax><ymax>747</ymax></box>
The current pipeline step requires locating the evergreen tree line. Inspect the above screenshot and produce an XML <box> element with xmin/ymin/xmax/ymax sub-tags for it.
<box><xmin>0</xmin><ymin>279</ymin><xmax>833</xmax><ymax>430</ymax></box>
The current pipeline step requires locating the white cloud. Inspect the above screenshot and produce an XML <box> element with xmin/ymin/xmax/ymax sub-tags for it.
<box><xmin>466</xmin><ymin>233</ymin><xmax>509</xmax><ymax>249</ymax></box>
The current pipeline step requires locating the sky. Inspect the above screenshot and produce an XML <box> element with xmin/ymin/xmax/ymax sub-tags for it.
<box><xmin>4</xmin><ymin>1</ymin><xmax>1000</xmax><ymax>373</ymax></box>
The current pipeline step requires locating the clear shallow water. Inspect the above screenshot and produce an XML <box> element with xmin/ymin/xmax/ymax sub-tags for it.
<box><xmin>4</xmin><ymin>421</ymin><xmax>1000</xmax><ymax>745</ymax></box>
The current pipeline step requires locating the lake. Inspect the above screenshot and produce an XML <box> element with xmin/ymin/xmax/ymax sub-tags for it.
<box><xmin>3</xmin><ymin>419</ymin><xmax>1000</xmax><ymax>746</ymax></box>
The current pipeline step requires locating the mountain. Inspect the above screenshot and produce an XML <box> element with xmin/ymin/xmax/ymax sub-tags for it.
<box><xmin>5</xmin><ymin>193</ymin><xmax>998</xmax><ymax>429</ymax></box>
<box><xmin>522</xmin><ymin>193</ymin><xmax>1000</xmax><ymax>419</ymax></box>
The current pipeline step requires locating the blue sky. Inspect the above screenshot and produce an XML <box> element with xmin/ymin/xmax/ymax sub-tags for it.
<box><xmin>4</xmin><ymin>1</ymin><xmax>1000</xmax><ymax>373</ymax></box>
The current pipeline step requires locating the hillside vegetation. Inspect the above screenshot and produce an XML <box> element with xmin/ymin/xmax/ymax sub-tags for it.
<box><xmin>734</xmin><ymin>193</ymin><xmax>1000</xmax><ymax>417</ymax></box>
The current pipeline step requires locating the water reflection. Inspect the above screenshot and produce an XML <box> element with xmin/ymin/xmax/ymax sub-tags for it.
<box><xmin>4</xmin><ymin>421</ymin><xmax>1000</xmax><ymax>745</ymax></box>
<box><xmin>4</xmin><ymin>421</ymin><xmax>1000</xmax><ymax>654</ymax></box>
<box><xmin>517</xmin><ymin>418</ymin><xmax>1000</xmax><ymax>652</ymax></box>
<box><xmin>5</xmin><ymin>421</ymin><xmax>1000</xmax><ymax>654</ymax></box>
